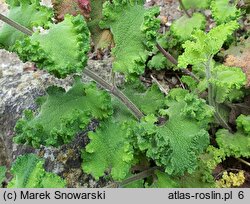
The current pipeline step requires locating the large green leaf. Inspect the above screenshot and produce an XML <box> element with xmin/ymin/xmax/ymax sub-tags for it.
<box><xmin>137</xmin><ymin>89</ymin><xmax>214</xmax><ymax>175</ymax></box>
<box><xmin>14</xmin><ymin>80</ymin><xmax>112</xmax><ymax>147</ymax></box>
<box><xmin>13</xmin><ymin>14</ymin><xmax>90</xmax><ymax>78</ymax></box>
<box><xmin>99</xmin><ymin>0</ymin><xmax>160</xmax><ymax>75</ymax></box>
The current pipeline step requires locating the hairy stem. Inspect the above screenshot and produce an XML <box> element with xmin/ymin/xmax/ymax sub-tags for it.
<box><xmin>83</xmin><ymin>69</ymin><xmax>144</xmax><ymax>120</ymax></box>
<box><xmin>0</xmin><ymin>14</ymin><xmax>144</xmax><ymax>120</ymax></box>
<box><xmin>156</xmin><ymin>43</ymin><xmax>199</xmax><ymax>82</ymax></box>
<box><xmin>0</xmin><ymin>14</ymin><xmax>32</xmax><ymax>36</ymax></box>
<box><xmin>205</xmin><ymin>57</ymin><xmax>232</xmax><ymax>131</ymax></box>
<box><xmin>178</xmin><ymin>0</ymin><xmax>191</xmax><ymax>18</ymax></box>
<box><xmin>105</xmin><ymin>166</ymin><xmax>160</xmax><ymax>188</ymax></box>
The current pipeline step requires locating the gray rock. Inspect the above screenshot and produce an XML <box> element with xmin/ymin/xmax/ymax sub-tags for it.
<box><xmin>0</xmin><ymin>48</ymin><xmax>119</xmax><ymax>187</ymax></box>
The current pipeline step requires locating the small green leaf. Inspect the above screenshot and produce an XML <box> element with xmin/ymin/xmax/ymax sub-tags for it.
<box><xmin>211</xmin><ymin>0</ymin><xmax>241</xmax><ymax>24</ymax></box>
<box><xmin>178</xmin><ymin>21</ymin><xmax>239</xmax><ymax>69</ymax></box>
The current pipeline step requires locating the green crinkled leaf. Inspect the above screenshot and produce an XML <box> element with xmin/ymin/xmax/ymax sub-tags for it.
<box><xmin>81</xmin><ymin>84</ymin><xmax>158</xmax><ymax>181</ymax></box>
<box><xmin>216</xmin><ymin>129</ymin><xmax>250</xmax><ymax>158</ymax></box>
<box><xmin>178</xmin><ymin>21</ymin><xmax>239</xmax><ymax>69</ymax></box>
<box><xmin>210</xmin><ymin>65</ymin><xmax>246</xmax><ymax>103</ymax></box>
<box><xmin>141</xmin><ymin>6</ymin><xmax>161</xmax><ymax>50</ymax></box>
<box><xmin>99</xmin><ymin>0</ymin><xmax>160</xmax><ymax>75</ymax></box>
<box><xmin>236</xmin><ymin>114</ymin><xmax>250</xmax><ymax>135</ymax></box>
<box><xmin>181</xmin><ymin>92</ymin><xmax>215</xmax><ymax>129</ymax></box>
<box><xmin>14</xmin><ymin>80</ymin><xmax>112</xmax><ymax>148</ymax></box>
<box><xmin>8</xmin><ymin>154</ymin><xmax>66</xmax><ymax>188</ymax></box>
<box><xmin>182</xmin><ymin>0</ymin><xmax>211</xmax><ymax>9</ymax></box>
<box><xmin>148</xmin><ymin>52</ymin><xmax>173</xmax><ymax>70</ymax></box>
<box><xmin>13</xmin><ymin>14</ymin><xmax>90</xmax><ymax>78</ymax></box>
<box><xmin>137</xmin><ymin>89</ymin><xmax>213</xmax><ymax>176</ymax></box>
<box><xmin>211</xmin><ymin>0</ymin><xmax>241</xmax><ymax>24</ymax></box>
<box><xmin>216</xmin><ymin>114</ymin><xmax>250</xmax><ymax>158</ymax></box>
<box><xmin>0</xmin><ymin>0</ymin><xmax>53</xmax><ymax>49</ymax></box>
<box><xmin>82</xmin><ymin>118</ymin><xmax>136</xmax><ymax>181</ymax></box>
<box><xmin>0</xmin><ymin>166</ymin><xmax>6</xmax><ymax>184</ymax></box>
<box><xmin>171</xmin><ymin>13</ymin><xmax>206</xmax><ymax>42</ymax></box>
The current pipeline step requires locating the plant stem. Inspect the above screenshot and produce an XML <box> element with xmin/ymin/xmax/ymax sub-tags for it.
<box><xmin>178</xmin><ymin>0</ymin><xmax>191</xmax><ymax>18</ymax></box>
<box><xmin>105</xmin><ymin>166</ymin><xmax>160</xmax><ymax>188</ymax></box>
<box><xmin>83</xmin><ymin>69</ymin><xmax>144</xmax><ymax>120</ymax></box>
<box><xmin>156</xmin><ymin>43</ymin><xmax>199</xmax><ymax>82</ymax></box>
<box><xmin>205</xmin><ymin>57</ymin><xmax>232</xmax><ymax>131</ymax></box>
<box><xmin>0</xmin><ymin>13</ymin><xmax>32</xmax><ymax>36</ymax></box>
<box><xmin>0</xmin><ymin>14</ymin><xmax>144</xmax><ymax>120</ymax></box>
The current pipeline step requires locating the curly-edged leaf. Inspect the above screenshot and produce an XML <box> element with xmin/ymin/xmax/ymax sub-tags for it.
<box><xmin>137</xmin><ymin>89</ymin><xmax>213</xmax><ymax>175</ymax></box>
<box><xmin>182</xmin><ymin>0</ymin><xmax>211</xmax><ymax>9</ymax></box>
<box><xmin>8</xmin><ymin>154</ymin><xmax>66</xmax><ymax>188</ymax></box>
<box><xmin>181</xmin><ymin>91</ymin><xmax>215</xmax><ymax>128</ymax></box>
<box><xmin>178</xmin><ymin>21</ymin><xmax>239</xmax><ymax>69</ymax></box>
<box><xmin>210</xmin><ymin>65</ymin><xmax>246</xmax><ymax>103</ymax></box>
<box><xmin>0</xmin><ymin>166</ymin><xmax>6</xmax><ymax>184</ymax></box>
<box><xmin>141</xmin><ymin>6</ymin><xmax>161</xmax><ymax>50</ymax></box>
<box><xmin>216</xmin><ymin>114</ymin><xmax>250</xmax><ymax>158</ymax></box>
<box><xmin>14</xmin><ymin>80</ymin><xmax>112</xmax><ymax>148</ymax></box>
<box><xmin>13</xmin><ymin>14</ymin><xmax>90</xmax><ymax>78</ymax></box>
<box><xmin>147</xmin><ymin>52</ymin><xmax>169</xmax><ymax>70</ymax></box>
<box><xmin>99</xmin><ymin>0</ymin><xmax>160</xmax><ymax>75</ymax></box>
<box><xmin>216</xmin><ymin>129</ymin><xmax>250</xmax><ymax>158</ymax></box>
<box><xmin>236</xmin><ymin>114</ymin><xmax>250</xmax><ymax>135</ymax></box>
<box><xmin>171</xmin><ymin>13</ymin><xmax>206</xmax><ymax>42</ymax></box>
<box><xmin>211</xmin><ymin>0</ymin><xmax>241</xmax><ymax>24</ymax></box>
<box><xmin>82</xmin><ymin>118</ymin><xmax>136</xmax><ymax>181</ymax></box>
<box><xmin>0</xmin><ymin>0</ymin><xmax>53</xmax><ymax>49</ymax></box>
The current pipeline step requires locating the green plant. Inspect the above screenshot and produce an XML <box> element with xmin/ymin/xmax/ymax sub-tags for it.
<box><xmin>0</xmin><ymin>0</ymin><xmax>249</xmax><ymax>188</ymax></box>
<box><xmin>0</xmin><ymin>0</ymin><xmax>53</xmax><ymax>49</ymax></box>
<box><xmin>8</xmin><ymin>154</ymin><xmax>66</xmax><ymax>188</ymax></box>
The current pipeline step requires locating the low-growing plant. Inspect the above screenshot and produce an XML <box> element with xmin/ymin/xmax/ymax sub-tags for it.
<box><xmin>0</xmin><ymin>0</ymin><xmax>249</xmax><ymax>188</ymax></box>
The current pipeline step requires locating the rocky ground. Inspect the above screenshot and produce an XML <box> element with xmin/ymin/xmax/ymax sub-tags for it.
<box><xmin>0</xmin><ymin>0</ymin><xmax>185</xmax><ymax>187</ymax></box>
